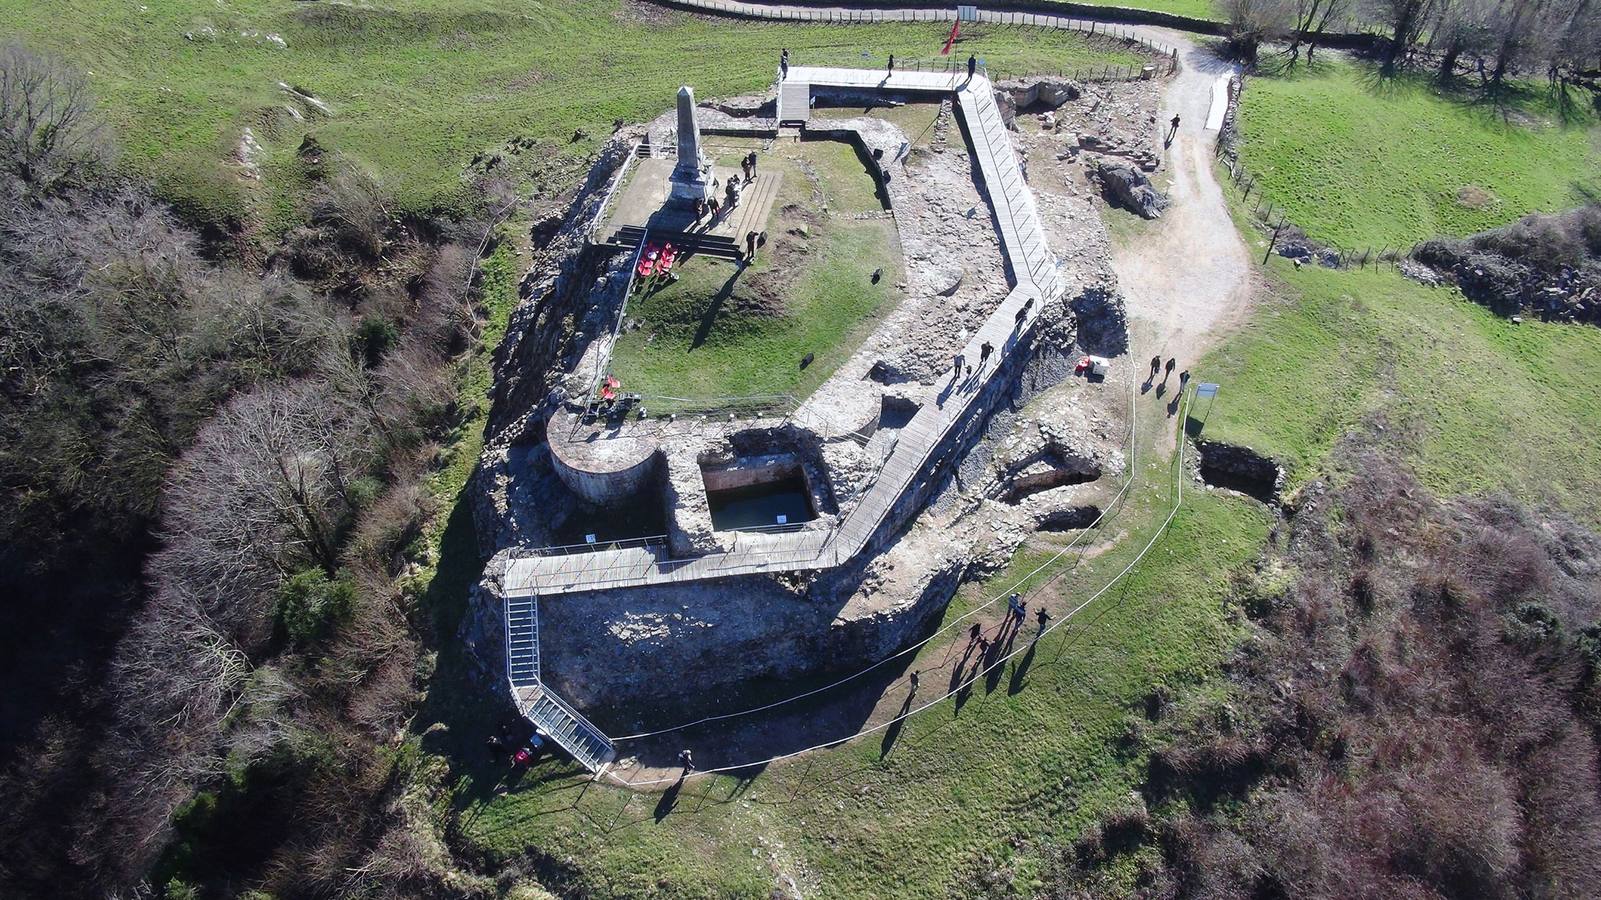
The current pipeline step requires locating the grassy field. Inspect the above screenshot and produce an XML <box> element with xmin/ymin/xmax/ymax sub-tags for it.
<box><xmin>432</xmin><ymin>442</ymin><xmax>1268</xmax><ymax>897</ymax></box>
<box><xmin>1237</xmin><ymin>59</ymin><xmax>1601</xmax><ymax>249</ymax></box>
<box><xmin>608</xmin><ymin>139</ymin><xmax>899</xmax><ymax>401</ymax></box>
<box><xmin>0</xmin><ymin>0</ymin><xmax>1147</xmax><ymax>227</ymax></box>
<box><xmin>1196</xmin><ymin>253</ymin><xmax>1601</xmax><ymax>519</ymax></box>
<box><xmin>1040</xmin><ymin>0</ymin><xmax>1219</xmax><ymax>19</ymax></box>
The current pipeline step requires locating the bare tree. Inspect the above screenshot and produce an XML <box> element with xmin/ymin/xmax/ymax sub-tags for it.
<box><xmin>1224</xmin><ymin>0</ymin><xmax>1298</xmax><ymax>63</ymax></box>
<box><xmin>1485</xmin><ymin>0</ymin><xmax>1552</xmax><ymax>88</ymax></box>
<box><xmin>1286</xmin><ymin>0</ymin><xmax>1357</xmax><ymax>63</ymax></box>
<box><xmin>156</xmin><ymin>379</ymin><xmax>377</xmax><ymax>642</ymax></box>
<box><xmin>1430</xmin><ymin>0</ymin><xmax>1498</xmax><ymax>80</ymax></box>
<box><xmin>1372</xmin><ymin>0</ymin><xmax>1441</xmax><ymax>72</ymax></box>
<box><xmin>1540</xmin><ymin>0</ymin><xmax>1601</xmax><ymax>82</ymax></box>
<box><xmin>0</xmin><ymin>41</ymin><xmax>105</xmax><ymax>188</ymax></box>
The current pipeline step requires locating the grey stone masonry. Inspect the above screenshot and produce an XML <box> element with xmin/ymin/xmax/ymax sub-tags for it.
<box><xmin>669</xmin><ymin>85</ymin><xmax>714</xmax><ymax>201</ymax></box>
<box><xmin>506</xmin><ymin>67</ymin><xmax>1060</xmax><ymax>599</ymax></box>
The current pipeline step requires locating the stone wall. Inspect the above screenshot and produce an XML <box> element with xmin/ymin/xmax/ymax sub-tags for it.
<box><xmin>548</xmin><ymin>440</ymin><xmax>663</xmax><ymax>506</ymax></box>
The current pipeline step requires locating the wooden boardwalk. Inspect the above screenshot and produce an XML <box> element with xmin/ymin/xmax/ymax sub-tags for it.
<box><xmin>506</xmin><ymin>69</ymin><xmax>1058</xmax><ymax>599</ymax></box>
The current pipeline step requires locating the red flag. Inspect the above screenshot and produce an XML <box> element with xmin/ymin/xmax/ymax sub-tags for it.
<box><xmin>941</xmin><ymin>20</ymin><xmax>960</xmax><ymax>55</ymax></box>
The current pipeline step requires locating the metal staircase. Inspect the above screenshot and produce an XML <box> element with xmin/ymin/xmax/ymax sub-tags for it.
<box><xmin>521</xmin><ymin>684</ymin><xmax>616</xmax><ymax>773</ymax></box>
<box><xmin>503</xmin><ymin>593</ymin><xmax>616</xmax><ymax>774</ymax></box>
<box><xmin>505</xmin><ymin>595</ymin><xmax>539</xmax><ymax>686</ymax></box>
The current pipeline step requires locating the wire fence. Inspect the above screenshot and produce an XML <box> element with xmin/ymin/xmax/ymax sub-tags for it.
<box><xmin>607</xmin><ymin>379</ymin><xmax>1193</xmax><ymax>788</ymax></box>
<box><xmin>666</xmin><ymin>1</ymin><xmax>1181</xmax><ymax>81</ymax></box>
<box><xmin>1219</xmin><ymin>154</ymin><xmax>1421</xmax><ymax>273</ymax></box>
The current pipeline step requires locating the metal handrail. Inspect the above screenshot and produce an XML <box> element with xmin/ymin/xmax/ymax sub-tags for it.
<box><xmin>582</xmin><ymin>229</ymin><xmax>651</xmax><ymax>412</ymax></box>
<box><xmin>587</xmin><ymin>138</ymin><xmax>643</xmax><ymax>245</ymax></box>
<box><xmin>519</xmin><ymin>534</ymin><xmax>669</xmax><ymax>558</ymax></box>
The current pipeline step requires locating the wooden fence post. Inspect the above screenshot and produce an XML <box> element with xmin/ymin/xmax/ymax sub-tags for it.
<box><xmin>1265</xmin><ymin>220</ymin><xmax>1285</xmax><ymax>264</ymax></box>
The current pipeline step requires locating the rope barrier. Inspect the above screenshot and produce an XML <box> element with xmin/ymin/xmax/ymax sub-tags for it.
<box><xmin>608</xmin><ymin>386</ymin><xmax>1193</xmax><ymax>787</ymax></box>
<box><xmin>610</xmin><ymin>337</ymin><xmax>1139</xmax><ymax>743</ymax></box>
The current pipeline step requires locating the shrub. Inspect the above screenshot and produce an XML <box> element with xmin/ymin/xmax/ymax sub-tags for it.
<box><xmin>355</xmin><ymin>314</ymin><xmax>399</xmax><ymax>367</ymax></box>
<box><xmin>275</xmin><ymin>568</ymin><xmax>356</xmax><ymax>647</ymax></box>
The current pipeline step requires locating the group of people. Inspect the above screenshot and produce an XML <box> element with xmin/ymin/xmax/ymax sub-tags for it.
<box><xmin>1148</xmin><ymin>354</ymin><xmax>1189</xmax><ymax>387</ymax></box>
<box><xmin>689</xmin><ymin>151</ymin><xmax>760</xmax><ymax>229</ymax></box>
<box><xmin>634</xmin><ymin>241</ymin><xmax>678</xmax><ymax>292</ymax></box>
<box><xmin>486</xmin><ymin>723</ymin><xmax>549</xmax><ymax>767</ymax></box>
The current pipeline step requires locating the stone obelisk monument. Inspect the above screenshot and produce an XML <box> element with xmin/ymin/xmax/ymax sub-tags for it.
<box><xmin>669</xmin><ymin>85</ymin><xmax>714</xmax><ymax>202</ymax></box>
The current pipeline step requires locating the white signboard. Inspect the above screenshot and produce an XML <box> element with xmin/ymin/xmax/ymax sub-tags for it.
<box><xmin>958</xmin><ymin>5</ymin><xmax>980</xmax><ymax>22</ymax></box>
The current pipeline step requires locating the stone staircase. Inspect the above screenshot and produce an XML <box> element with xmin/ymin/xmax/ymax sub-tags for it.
<box><xmin>607</xmin><ymin>223</ymin><xmax>742</xmax><ymax>260</ymax></box>
<box><xmin>604</xmin><ymin>169</ymin><xmax>783</xmax><ymax>262</ymax></box>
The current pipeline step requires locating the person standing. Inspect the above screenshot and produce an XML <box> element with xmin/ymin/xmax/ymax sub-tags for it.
<box><xmin>908</xmin><ymin>670</ymin><xmax>920</xmax><ymax>694</ymax></box>
<box><xmin>745</xmin><ymin>230</ymin><xmax>758</xmax><ymax>265</ymax></box>
<box><xmin>1035</xmin><ymin>606</ymin><xmax>1050</xmax><ymax>636</ymax></box>
<box><xmin>979</xmin><ymin>340</ymin><xmax>994</xmax><ymax>370</ymax></box>
<box><xmin>708</xmin><ymin>196</ymin><xmax>720</xmax><ymax>220</ymax></box>
<box><xmin>780</xmin><ymin>48</ymin><xmax>790</xmax><ymax>80</ymax></box>
<box><xmin>678</xmin><ymin>749</ymin><xmax>695</xmax><ymax>778</ymax></box>
<box><xmin>887</xmin><ymin>54</ymin><xmax>895</xmax><ymax>75</ymax></box>
<box><xmin>967</xmin><ymin>53</ymin><xmax>977</xmax><ymax>81</ymax></box>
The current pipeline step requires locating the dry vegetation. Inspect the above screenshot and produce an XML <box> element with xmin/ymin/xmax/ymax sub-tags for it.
<box><xmin>1046</xmin><ymin>448</ymin><xmax>1601</xmax><ymax>898</ymax></box>
<box><xmin>0</xmin><ymin>42</ymin><xmax>509</xmax><ymax>896</ymax></box>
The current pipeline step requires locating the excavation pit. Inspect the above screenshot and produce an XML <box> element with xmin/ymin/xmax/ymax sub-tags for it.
<box><xmin>701</xmin><ymin>456</ymin><xmax>818</xmax><ymax>531</ymax></box>
<box><xmin>1005</xmin><ymin>449</ymin><xmax>1103</xmax><ymax>504</ymax></box>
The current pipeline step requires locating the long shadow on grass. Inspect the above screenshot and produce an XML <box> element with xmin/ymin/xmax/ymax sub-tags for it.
<box><xmin>690</xmin><ymin>268</ymin><xmax>745</xmax><ymax>350</ymax></box>
<box><xmin>1349</xmin><ymin>61</ymin><xmax>1597</xmax><ymax>132</ymax></box>
<box><xmin>753</xmin><ymin>588</ymin><xmax>1144</xmax><ymax>807</ymax></box>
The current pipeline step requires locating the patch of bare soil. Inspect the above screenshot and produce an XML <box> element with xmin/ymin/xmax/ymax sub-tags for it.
<box><xmin>1456</xmin><ymin>184</ymin><xmax>1498</xmax><ymax>209</ymax></box>
<box><xmin>745</xmin><ymin>200</ymin><xmax>836</xmax><ymax>316</ymax></box>
<box><xmin>500</xmin><ymin>69</ymin><xmax>545</xmax><ymax>91</ymax></box>
<box><xmin>615</xmin><ymin>0</ymin><xmax>678</xmax><ymax>26</ymax></box>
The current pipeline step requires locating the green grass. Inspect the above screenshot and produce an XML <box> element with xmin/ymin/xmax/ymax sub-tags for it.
<box><xmin>608</xmin><ymin>140</ymin><xmax>900</xmax><ymax>401</ymax></box>
<box><xmin>1037</xmin><ymin>0</ymin><xmax>1220</xmax><ymax>19</ymax></box>
<box><xmin>1237</xmin><ymin>59</ymin><xmax>1601</xmax><ymax>249</ymax></box>
<box><xmin>0</xmin><ymin>0</ymin><xmax>1148</xmax><ymax>226</ymax></box>
<box><xmin>1196</xmin><ymin>257</ymin><xmax>1601</xmax><ymax>519</ymax></box>
<box><xmin>440</xmin><ymin>470</ymin><xmax>1268</xmax><ymax>897</ymax></box>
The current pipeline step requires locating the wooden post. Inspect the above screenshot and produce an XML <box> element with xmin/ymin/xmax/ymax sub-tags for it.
<box><xmin>1265</xmin><ymin>221</ymin><xmax>1285</xmax><ymax>264</ymax></box>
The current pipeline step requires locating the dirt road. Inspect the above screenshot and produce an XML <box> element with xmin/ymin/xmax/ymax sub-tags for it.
<box><xmin>1113</xmin><ymin>32</ymin><xmax>1252</xmax><ymax>367</ymax></box>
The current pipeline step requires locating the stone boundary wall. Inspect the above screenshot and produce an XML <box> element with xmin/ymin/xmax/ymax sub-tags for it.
<box><xmin>650</xmin><ymin>0</ymin><xmax>1387</xmax><ymax>52</ymax></box>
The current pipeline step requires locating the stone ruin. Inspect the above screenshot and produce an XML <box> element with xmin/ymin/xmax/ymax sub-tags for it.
<box><xmin>465</xmin><ymin>75</ymin><xmax>1139</xmax><ymax>740</ymax></box>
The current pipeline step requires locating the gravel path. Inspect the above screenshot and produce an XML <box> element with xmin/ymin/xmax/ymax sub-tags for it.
<box><xmin>1111</xmin><ymin>30</ymin><xmax>1253</xmax><ymax>370</ymax></box>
